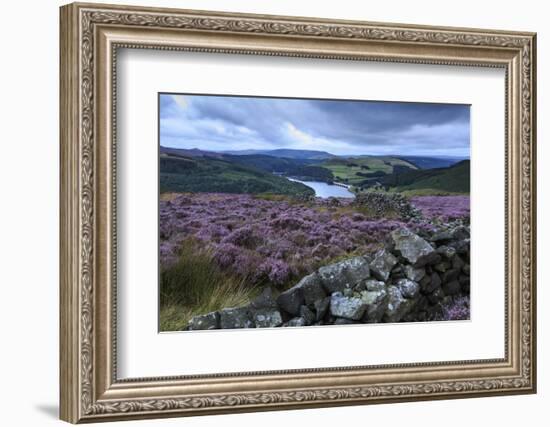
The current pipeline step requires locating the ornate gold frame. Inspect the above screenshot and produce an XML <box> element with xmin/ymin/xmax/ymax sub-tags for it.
<box><xmin>59</xmin><ymin>2</ymin><xmax>537</xmax><ymax>423</ymax></box>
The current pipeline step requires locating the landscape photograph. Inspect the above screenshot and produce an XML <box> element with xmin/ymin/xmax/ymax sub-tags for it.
<box><xmin>159</xmin><ymin>93</ymin><xmax>471</xmax><ymax>331</ymax></box>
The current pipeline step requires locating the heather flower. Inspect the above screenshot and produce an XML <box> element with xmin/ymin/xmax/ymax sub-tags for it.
<box><xmin>221</xmin><ymin>225</ymin><xmax>262</xmax><ymax>248</ymax></box>
<box><xmin>232</xmin><ymin>251</ymin><xmax>263</xmax><ymax>279</ymax></box>
<box><xmin>195</xmin><ymin>223</ymin><xmax>229</xmax><ymax>242</ymax></box>
<box><xmin>269</xmin><ymin>238</ymin><xmax>295</xmax><ymax>259</ymax></box>
<box><xmin>159</xmin><ymin>192</ymin><xmax>470</xmax><ymax>289</ymax></box>
<box><xmin>259</xmin><ymin>258</ymin><xmax>291</xmax><ymax>286</ymax></box>
<box><xmin>288</xmin><ymin>231</ymin><xmax>308</xmax><ymax>246</ymax></box>
<box><xmin>441</xmin><ymin>296</ymin><xmax>470</xmax><ymax>321</ymax></box>
<box><xmin>212</xmin><ymin>243</ymin><xmax>242</xmax><ymax>268</ymax></box>
<box><xmin>269</xmin><ymin>214</ymin><xmax>306</xmax><ymax>231</ymax></box>
<box><xmin>411</xmin><ymin>196</ymin><xmax>470</xmax><ymax>221</ymax></box>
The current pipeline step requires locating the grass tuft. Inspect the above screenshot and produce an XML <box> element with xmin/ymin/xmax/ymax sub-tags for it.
<box><xmin>160</xmin><ymin>239</ymin><xmax>255</xmax><ymax>331</ymax></box>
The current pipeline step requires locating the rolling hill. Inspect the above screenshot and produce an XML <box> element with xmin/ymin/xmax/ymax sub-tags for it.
<box><xmin>222</xmin><ymin>148</ymin><xmax>336</xmax><ymax>160</ymax></box>
<box><xmin>225</xmin><ymin>154</ymin><xmax>334</xmax><ymax>182</ymax></box>
<box><xmin>397</xmin><ymin>155</ymin><xmax>465</xmax><ymax>169</ymax></box>
<box><xmin>160</xmin><ymin>146</ymin><xmax>469</xmax><ymax>194</ymax></box>
<box><xmin>361</xmin><ymin>160</ymin><xmax>470</xmax><ymax>194</ymax></box>
<box><xmin>160</xmin><ymin>146</ymin><xmax>335</xmax><ymax>183</ymax></box>
<box><xmin>160</xmin><ymin>146</ymin><xmax>224</xmax><ymax>158</ymax></box>
<box><xmin>160</xmin><ymin>154</ymin><xmax>315</xmax><ymax>196</ymax></box>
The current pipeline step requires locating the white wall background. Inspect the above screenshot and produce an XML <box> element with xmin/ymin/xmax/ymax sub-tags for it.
<box><xmin>0</xmin><ymin>0</ymin><xmax>545</xmax><ymax>425</ymax></box>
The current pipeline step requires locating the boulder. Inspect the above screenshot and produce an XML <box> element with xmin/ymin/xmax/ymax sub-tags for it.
<box><xmin>450</xmin><ymin>239</ymin><xmax>470</xmax><ymax>255</ymax></box>
<box><xmin>298</xmin><ymin>273</ymin><xmax>326</xmax><ymax>305</ymax></box>
<box><xmin>329</xmin><ymin>293</ymin><xmax>367</xmax><ymax>320</ymax></box>
<box><xmin>415</xmin><ymin>295</ymin><xmax>430</xmax><ymax>313</ymax></box>
<box><xmin>419</xmin><ymin>274</ymin><xmax>432</xmax><ymax>293</ymax></box>
<box><xmin>429</xmin><ymin>252</ymin><xmax>446</xmax><ymax>265</ymax></box>
<box><xmin>318</xmin><ymin>256</ymin><xmax>371</xmax><ymax>293</ymax></box>
<box><xmin>384</xmin><ymin>286</ymin><xmax>415</xmax><ymax>323</ymax></box>
<box><xmin>391</xmin><ymin>268</ymin><xmax>406</xmax><ymax>280</ymax></box>
<box><xmin>251</xmin><ymin>308</ymin><xmax>283</xmax><ymax>328</ymax></box>
<box><xmin>430</xmin><ymin>231</ymin><xmax>453</xmax><ymax>243</ymax></box>
<box><xmin>391</xmin><ymin>228</ymin><xmax>438</xmax><ymax>266</ymax></box>
<box><xmin>249</xmin><ymin>287</ymin><xmax>278</xmax><ymax>309</ymax></box>
<box><xmin>396</xmin><ymin>278</ymin><xmax>420</xmax><ymax>299</ymax></box>
<box><xmin>426</xmin><ymin>304</ymin><xmax>444</xmax><ymax>320</ymax></box>
<box><xmin>434</xmin><ymin>261</ymin><xmax>451</xmax><ymax>273</ymax></box>
<box><xmin>187</xmin><ymin>311</ymin><xmax>220</xmax><ymax>330</ymax></box>
<box><xmin>427</xmin><ymin>287</ymin><xmax>445</xmax><ymax>304</ymax></box>
<box><xmin>391</xmin><ymin>264</ymin><xmax>403</xmax><ymax>274</ymax></box>
<box><xmin>343</xmin><ymin>288</ymin><xmax>354</xmax><ymax>297</ymax></box>
<box><xmin>299</xmin><ymin>305</ymin><xmax>316</xmax><ymax>325</ymax></box>
<box><xmin>360</xmin><ymin>288</ymin><xmax>388</xmax><ymax>322</ymax></box>
<box><xmin>451</xmin><ymin>226</ymin><xmax>470</xmax><ymax>241</ymax></box>
<box><xmin>353</xmin><ymin>192</ymin><xmax>420</xmax><ymax>220</ymax></box>
<box><xmin>219</xmin><ymin>307</ymin><xmax>254</xmax><ymax>329</ymax></box>
<box><xmin>404</xmin><ymin>311</ymin><xmax>427</xmax><ymax>323</ymax></box>
<box><xmin>442</xmin><ymin>296</ymin><xmax>454</xmax><ymax>306</ymax></box>
<box><xmin>451</xmin><ymin>254</ymin><xmax>465</xmax><ymax>271</ymax></box>
<box><xmin>404</xmin><ymin>265</ymin><xmax>426</xmax><ymax>282</ymax></box>
<box><xmin>459</xmin><ymin>280</ymin><xmax>470</xmax><ymax>293</ymax></box>
<box><xmin>437</xmin><ymin>245</ymin><xmax>456</xmax><ymax>259</ymax></box>
<box><xmin>420</xmin><ymin>272</ymin><xmax>441</xmax><ymax>294</ymax></box>
<box><xmin>442</xmin><ymin>280</ymin><xmax>461</xmax><ymax>296</ymax></box>
<box><xmin>276</xmin><ymin>273</ymin><xmax>326</xmax><ymax>315</ymax></box>
<box><xmin>313</xmin><ymin>297</ymin><xmax>330</xmax><ymax>321</ymax></box>
<box><xmin>369</xmin><ymin>249</ymin><xmax>398</xmax><ymax>281</ymax></box>
<box><xmin>365</xmin><ymin>279</ymin><xmax>386</xmax><ymax>292</ymax></box>
<box><xmin>442</xmin><ymin>268</ymin><xmax>461</xmax><ymax>283</ymax></box>
<box><xmin>276</xmin><ymin>286</ymin><xmax>304</xmax><ymax>316</ymax></box>
<box><xmin>284</xmin><ymin>317</ymin><xmax>306</xmax><ymax>327</ymax></box>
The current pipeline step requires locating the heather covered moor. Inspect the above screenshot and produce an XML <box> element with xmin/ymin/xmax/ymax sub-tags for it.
<box><xmin>159</xmin><ymin>94</ymin><xmax>471</xmax><ymax>331</ymax></box>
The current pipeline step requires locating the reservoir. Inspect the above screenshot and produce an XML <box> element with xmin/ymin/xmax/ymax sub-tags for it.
<box><xmin>287</xmin><ymin>178</ymin><xmax>355</xmax><ymax>198</ymax></box>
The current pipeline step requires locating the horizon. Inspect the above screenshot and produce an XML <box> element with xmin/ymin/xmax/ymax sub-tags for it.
<box><xmin>160</xmin><ymin>144</ymin><xmax>470</xmax><ymax>160</ymax></box>
<box><xmin>160</xmin><ymin>94</ymin><xmax>471</xmax><ymax>157</ymax></box>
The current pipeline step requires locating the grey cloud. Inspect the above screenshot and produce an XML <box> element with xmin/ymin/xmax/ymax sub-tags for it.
<box><xmin>160</xmin><ymin>93</ymin><xmax>470</xmax><ymax>157</ymax></box>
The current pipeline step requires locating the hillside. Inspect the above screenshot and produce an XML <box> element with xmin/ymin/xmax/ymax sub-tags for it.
<box><xmin>160</xmin><ymin>146</ymin><xmax>225</xmax><ymax>159</ymax></box>
<box><xmin>161</xmin><ymin>146</ymin><xmax>335</xmax><ymax>183</ymax></box>
<box><xmin>160</xmin><ymin>154</ymin><xmax>315</xmax><ymax>196</ymax></box>
<box><xmin>159</xmin><ymin>146</ymin><xmax>469</xmax><ymax>193</ymax></box>
<box><xmin>225</xmin><ymin>154</ymin><xmax>334</xmax><ymax>182</ymax></box>
<box><xmin>398</xmin><ymin>155</ymin><xmax>465</xmax><ymax>169</ymax></box>
<box><xmin>363</xmin><ymin>160</ymin><xmax>470</xmax><ymax>194</ymax></box>
<box><xmin>223</xmin><ymin>148</ymin><xmax>335</xmax><ymax>160</ymax></box>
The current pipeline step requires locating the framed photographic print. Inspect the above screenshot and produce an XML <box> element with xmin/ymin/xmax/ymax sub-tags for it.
<box><xmin>157</xmin><ymin>93</ymin><xmax>473</xmax><ymax>332</ymax></box>
<box><xmin>60</xmin><ymin>2</ymin><xmax>537</xmax><ymax>423</ymax></box>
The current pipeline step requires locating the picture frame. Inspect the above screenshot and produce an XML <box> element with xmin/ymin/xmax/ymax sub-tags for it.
<box><xmin>59</xmin><ymin>2</ymin><xmax>537</xmax><ymax>423</ymax></box>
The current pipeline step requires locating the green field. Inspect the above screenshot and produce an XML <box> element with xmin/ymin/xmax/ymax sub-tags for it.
<box><xmin>321</xmin><ymin>156</ymin><xmax>418</xmax><ymax>185</ymax></box>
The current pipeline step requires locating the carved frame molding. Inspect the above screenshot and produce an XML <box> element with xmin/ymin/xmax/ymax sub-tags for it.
<box><xmin>60</xmin><ymin>2</ymin><xmax>536</xmax><ymax>423</ymax></box>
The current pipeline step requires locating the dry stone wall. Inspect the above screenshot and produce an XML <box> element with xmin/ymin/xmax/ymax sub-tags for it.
<box><xmin>185</xmin><ymin>226</ymin><xmax>470</xmax><ymax>330</ymax></box>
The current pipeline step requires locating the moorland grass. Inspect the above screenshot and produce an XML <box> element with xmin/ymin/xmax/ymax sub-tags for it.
<box><xmin>159</xmin><ymin>239</ymin><xmax>255</xmax><ymax>331</ymax></box>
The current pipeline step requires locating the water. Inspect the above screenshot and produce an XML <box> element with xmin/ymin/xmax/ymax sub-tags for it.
<box><xmin>288</xmin><ymin>178</ymin><xmax>355</xmax><ymax>198</ymax></box>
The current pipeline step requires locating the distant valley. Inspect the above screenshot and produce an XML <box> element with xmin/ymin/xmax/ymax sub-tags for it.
<box><xmin>160</xmin><ymin>146</ymin><xmax>469</xmax><ymax>196</ymax></box>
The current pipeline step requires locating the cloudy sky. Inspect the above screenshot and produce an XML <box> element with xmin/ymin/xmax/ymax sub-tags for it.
<box><xmin>160</xmin><ymin>93</ymin><xmax>470</xmax><ymax>157</ymax></box>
